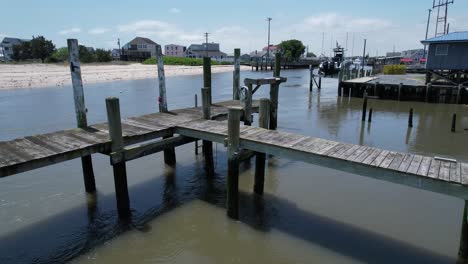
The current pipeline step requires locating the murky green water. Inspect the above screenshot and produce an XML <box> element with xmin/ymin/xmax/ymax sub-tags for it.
<box><xmin>0</xmin><ymin>69</ymin><xmax>467</xmax><ymax>263</ymax></box>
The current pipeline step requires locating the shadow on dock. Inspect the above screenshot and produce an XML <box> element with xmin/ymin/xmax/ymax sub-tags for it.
<box><xmin>0</xmin><ymin>153</ymin><xmax>457</xmax><ymax>264</ymax></box>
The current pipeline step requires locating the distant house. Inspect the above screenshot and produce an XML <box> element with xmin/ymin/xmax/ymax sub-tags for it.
<box><xmin>165</xmin><ymin>44</ymin><xmax>186</xmax><ymax>57</ymax></box>
<box><xmin>421</xmin><ymin>31</ymin><xmax>468</xmax><ymax>84</ymax></box>
<box><xmin>111</xmin><ymin>49</ymin><xmax>121</xmax><ymax>60</ymax></box>
<box><xmin>400</xmin><ymin>49</ymin><xmax>425</xmax><ymax>64</ymax></box>
<box><xmin>262</xmin><ymin>45</ymin><xmax>280</xmax><ymax>56</ymax></box>
<box><xmin>0</xmin><ymin>37</ymin><xmax>30</xmax><ymax>61</ymax></box>
<box><xmin>122</xmin><ymin>37</ymin><xmax>158</xmax><ymax>62</ymax></box>
<box><xmin>185</xmin><ymin>43</ymin><xmax>226</xmax><ymax>61</ymax></box>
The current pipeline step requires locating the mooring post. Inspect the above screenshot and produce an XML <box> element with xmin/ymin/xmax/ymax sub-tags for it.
<box><xmin>227</xmin><ymin>107</ymin><xmax>241</xmax><ymax>219</ymax></box>
<box><xmin>256</xmin><ymin>60</ymin><xmax>259</xmax><ymax>71</ymax></box>
<box><xmin>194</xmin><ymin>94</ymin><xmax>199</xmax><ymax>155</ymax></box>
<box><xmin>368</xmin><ymin>108</ymin><xmax>373</xmax><ymax>123</ymax></box>
<box><xmin>269</xmin><ymin>53</ymin><xmax>281</xmax><ymax>130</ymax></box>
<box><xmin>244</xmin><ymin>84</ymin><xmax>253</xmax><ymax>126</ymax></box>
<box><xmin>398</xmin><ymin>83</ymin><xmax>403</xmax><ymax>101</ymax></box>
<box><xmin>458</xmin><ymin>201</ymin><xmax>468</xmax><ymax>262</ymax></box>
<box><xmin>254</xmin><ymin>99</ymin><xmax>270</xmax><ymax>195</ymax></box>
<box><xmin>156</xmin><ymin>44</ymin><xmax>176</xmax><ymax>166</ymax></box>
<box><xmin>67</xmin><ymin>39</ymin><xmax>96</xmax><ymax>194</ymax></box>
<box><xmin>408</xmin><ymin>108</ymin><xmax>414</xmax><ymax>128</ymax></box>
<box><xmin>362</xmin><ymin>91</ymin><xmax>368</xmax><ymax>122</ymax></box>
<box><xmin>105</xmin><ymin>97</ymin><xmax>130</xmax><ymax>217</ymax></box>
<box><xmin>318</xmin><ymin>76</ymin><xmax>322</xmax><ymax>90</ymax></box>
<box><xmin>309</xmin><ymin>65</ymin><xmax>313</xmax><ymax>92</ymax></box>
<box><xmin>203</xmin><ymin>57</ymin><xmax>212</xmax><ymax>105</ymax></box>
<box><xmin>452</xmin><ymin>113</ymin><xmax>457</xmax><ymax>132</ymax></box>
<box><xmin>274</xmin><ymin>53</ymin><xmax>281</xmax><ymax>77</ymax></box>
<box><xmin>457</xmin><ymin>84</ymin><xmax>462</xmax><ymax>104</ymax></box>
<box><xmin>233</xmin><ymin>48</ymin><xmax>240</xmax><ymax>100</ymax></box>
<box><xmin>374</xmin><ymin>81</ymin><xmax>379</xmax><ymax>97</ymax></box>
<box><xmin>338</xmin><ymin>68</ymin><xmax>343</xmax><ymax>96</ymax></box>
<box><xmin>201</xmin><ymin>87</ymin><xmax>215</xmax><ymax>178</ymax></box>
<box><xmin>426</xmin><ymin>83</ymin><xmax>432</xmax><ymax>103</ymax></box>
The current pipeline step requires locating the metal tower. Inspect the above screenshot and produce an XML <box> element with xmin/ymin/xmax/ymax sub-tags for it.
<box><xmin>432</xmin><ymin>0</ymin><xmax>454</xmax><ymax>36</ymax></box>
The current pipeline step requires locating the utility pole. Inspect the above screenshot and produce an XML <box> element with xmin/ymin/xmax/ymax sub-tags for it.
<box><xmin>204</xmin><ymin>32</ymin><xmax>209</xmax><ymax>57</ymax></box>
<box><xmin>321</xmin><ymin>32</ymin><xmax>325</xmax><ymax>57</ymax></box>
<box><xmin>266</xmin><ymin>17</ymin><xmax>272</xmax><ymax>62</ymax></box>
<box><xmin>362</xmin><ymin>39</ymin><xmax>367</xmax><ymax>72</ymax></box>
<box><xmin>351</xmin><ymin>33</ymin><xmax>355</xmax><ymax>58</ymax></box>
<box><xmin>424</xmin><ymin>9</ymin><xmax>432</xmax><ymax>59</ymax></box>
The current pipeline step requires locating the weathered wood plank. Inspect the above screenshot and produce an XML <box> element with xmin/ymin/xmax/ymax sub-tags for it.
<box><xmin>407</xmin><ymin>155</ymin><xmax>423</xmax><ymax>174</ymax></box>
<box><xmin>362</xmin><ymin>148</ymin><xmax>382</xmax><ymax>165</ymax></box>
<box><xmin>417</xmin><ymin>157</ymin><xmax>432</xmax><ymax>176</ymax></box>
<box><xmin>427</xmin><ymin>160</ymin><xmax>441</xmax><ymax>179</ymax></box>
<box><xmin>354</xmin><ymin>147</ymin><xmax>374</xmax><ymax>163</ymax></box>
<box><xmin>346</xmin><ymin>146</ymin><xmax>368</xmax><ymax>162</ymax></box>
<box><xmin>379</xmin><ymin>151</ymin><xmax>397</xmax><ymax>169</ymax></box>
<box><xmin>370</xmin><ymin>150</ymin><xmax>389</xmax><ymax>167</ymax></box>
<box><xmin>338</xmin><ymin>145</ymin><xmax>361</xmax><ymax>160</ymax></box>
<box><xmin>388</xmin><ymin>153</ymin><xmax>405</xmax><ymax>170</ymax></box>
<box><xmin>450</xmin><ymin>162</ymin><xmax>462</xmax><ymax>183</ymax></box>
<box><xmin>397</xmin><ymin>154</ymin><xmax>414</xmax><ymax>172</ymax></box>
<box><xmin>438</xmin><ymin>161</ymin><xmax>451</xmax><ymax>181</ymax></box>
<box><xmin>330</xmin><ymin>144</ymin><xmax>355</xmax><ymax>158</ymax></box>
<box><xmin>461</xmin><ymin>163</ymin><xmax>468</xmax><ymax>185</ymax></box>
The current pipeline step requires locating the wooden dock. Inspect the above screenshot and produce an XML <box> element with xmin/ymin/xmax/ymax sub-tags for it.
<box><xmin>3</xmin><ymin>39</ymin><xmax>468</xmax><ymax>261</ymax></box>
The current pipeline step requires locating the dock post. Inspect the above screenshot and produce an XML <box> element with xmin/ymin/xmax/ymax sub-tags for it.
<box><xmin>203</xmin><ymin>57</ymin><xmax>212</xmax><ymax>104</ymax></box>
<box><xmin>105</xmin><ymin>97</ymin><xmax>130</xmax><ymax>217</ymax></box>
<box><xmin>374</xmin><ymin>81</ymin><xmax>379</xmax><ymax>97</ymax></box>
<box><xmin>398</xmin><ymin>83</ymin><xmax>403</xmax><ymax>101</ymax></box>
<box><xmin>338</xmin><ymin>69</ymin><xmax>343</xmax><ymax>96</ymax></box>
<box><xmin>318</xmin><ymin>76</ymin><xmax>322</xmax><ymax>90</ymax></box>
<box><xmin>368</xmin><ymin>108</ymin><xmax>373</xmax><ymax>123</ymax></box>
<box><xmin>67</xmin><ymin>39</ymin><xmax>96</xmax><ymax>194</ymax></box>
<box><xmin>426</xmin><ymin>83</ymin><xmax>432</xmax><ymax>102</ymax></box>
<box><xmin>362</xmin><ymin>91</ymin><xmax>368</xmax><ymax>122</ymax></box>
<box><xmin>233</xmin><ymin>48</ymin><xmax>240</xmax><ymax>100</ymax></box>
<box><xmin>458</xmin><ymin>201</ymin><xmax>468</xmax><ymax>262</ymax></box>
<box><xmin>452</xmin><ymin>114</ymin><xmax>457</xmax><ymax>132</ymax></box>
<box><xmin>194</xmin><ymin>94</ymin><xmax>199</xmax><ymax>155</ymax></box>
<box><xmin>309</xmin><ymin>65</ymin><xmax>313</xmax><ymax>92</ymax></box>
<box><xmin>244</xmin><ymin>84</ymin><xmax>253</xmax><ymax>126</ymax></box>
<box><xmin>201</xmin><ymin>87</ymin><xmax>215</xmax><ymax>178</ymax></box>
<box><xmin>156</xmin><ymin>45</ymin><xmax>176</xmax><ymax>166</ymax></box>
<box><xmin>254</xmin><ymin>99</ymin><xmax>270</xmax><ymax>195</ymax></box>
<box><xmin>269</xmin><ymin>53</ymin><xmax>281</xmax><ymax>130</ymax></box>
<box><xmin>256</xmin><ymin>60</ymin><xmax>259</xmax><ymax>71</ymax></box>
<box><xmin>408</xmin><ymin>108</ymin><xmax>414</xmax><ymax>128</ymax></box>
<box><xmin>274</xmin><ymin>53</ymin><xmax>281</xmax><ymax>77</ymax></box>
<box><xmin>457</xmin><ymin>84</ymin><xmax>462</xmax><ymax>104</ymax></box>
<box><xmin>227</xmin><ymin>107</ymin><xmax>242</xmax><ymax>219</ymax></box>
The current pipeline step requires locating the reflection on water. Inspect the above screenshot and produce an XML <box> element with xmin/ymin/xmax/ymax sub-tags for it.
<box><xmin>0</xmin><ymin>69</ymin><xmax>467</xmax><ymax>263</ymax></box>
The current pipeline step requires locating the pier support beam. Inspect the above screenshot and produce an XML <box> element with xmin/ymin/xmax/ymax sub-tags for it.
<box><xmin>233</xmin><ymin>48</ymin><xmax>240</xmax><ymax>100</ymax></box>
<box><xmin>106</xmin><ymin>97</ymin><xmax>130</xmax><ymax>218</ymax></box>
<box><xmin>254</xmin><ymin>99</ymin><xmax>270</xmax><ymax>195</ymax></box>
<box><xmin>309</xmin><ymin>65</ymin><xmax>314</xmax><ymax>92</ymax></box>
<box><xmin>201</xmin><ymin>87</ymin><xmax>215</xmax><ymax>178</ymax></box>
<box><xmin>227</xmin><ymin>107</ymin><xmax>242</xmax><ymax>219</ymax></box>
<box><xmin>269</xmin><ymin>53</ymin><xmax>281</xmax><ymax>130</ymax></box>
<box><xmin>362</xmin><ymin>91</ymin><xmax>368</xmax><ymax>122</ymax></box>
<box><xmin>203</xmin><ymin>57</ymin><xmax>212</xmax><ymax>104</ymax></box>
<box><xmin>67</xmin><ymin>39</ymin><xmax>96</xmax><ymax>193</ymax></box>
<box><xmin>244</xmin><ymin>84</ymin><xmax>253</xmax><ymax>126</ymax></box>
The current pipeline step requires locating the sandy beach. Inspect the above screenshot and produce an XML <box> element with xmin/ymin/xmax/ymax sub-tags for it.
<box><xmin>0</xmin><ymin>63</ymin><xmax>250</xmax><ymax>90</ymax></box>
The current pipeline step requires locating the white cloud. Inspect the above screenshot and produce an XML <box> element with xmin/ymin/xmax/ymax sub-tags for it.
<box><xmin>89</xmin><ymin>27</ymin><xmax>110</xmax><ymax>35</ymax></box>
<box><xmin>169</xmin><ymin>8</ymin><xmax>180</xmax><ymax>14</ymax></box>
<box><xmin>294</xmin><ymin>13</ymin><xmax>391</xmax><ymax>33</ymax></box>
<box><xmin>58</xmin><ymin>27</ymin><xmax>81</xmax><ymax>35</ymax></box>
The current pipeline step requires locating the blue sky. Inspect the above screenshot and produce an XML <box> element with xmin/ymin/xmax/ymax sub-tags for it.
<box><xmin>1</xmin><ymin>0</ymin><xmax>467</xmax><ymax>56</ymax></box>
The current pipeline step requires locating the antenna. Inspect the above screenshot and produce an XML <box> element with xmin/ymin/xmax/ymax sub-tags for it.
<box><xmin>433</xmin><ymin>0</ymin><xmax>454</xmax><ymax>36</ymax></box>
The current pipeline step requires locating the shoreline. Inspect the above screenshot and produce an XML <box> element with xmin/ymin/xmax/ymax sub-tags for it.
<box><xmin>0</xmin><ymin>63</ymin><xmax>251</xmax><ymax>90</ymax></box>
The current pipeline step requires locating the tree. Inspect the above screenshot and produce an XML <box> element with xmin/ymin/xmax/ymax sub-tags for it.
<box><xmin>95</xmin><ymin>49</ymin><xmax>112</xmax><ymax>62</ymax></box>
<box><xmin>30</xmin><ymin>36</ymin><xmax>55</xmax><ymax>62</ymax></box>
<box><xmin>78</xmin><ymin>45</ymin><xmax>96</xmax><ymax>63</ymax></box>
<box><xmin>12</xmin><ymin>41</ymin><xmax>32</xmax><ymax>61</ymax></box>
<box><xmin>278</xmin><ymin>39</ymin><xmax>306</xmax><ymax>61</ymax></box>
<box><xmin>50</xmin><ymin>47</ymin><xmax>69</xmax><ymax>62</ymax></box>
<box><xmin>306</xmin><ymin>52</ymin><xmax>316</xmax><ymax>58</ymax></box>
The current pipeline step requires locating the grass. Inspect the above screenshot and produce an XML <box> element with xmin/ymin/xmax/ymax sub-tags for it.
<box><xmin>142</xmin><ymin>56</ymin><xmax>232</xmax><ymax>66</ymax></box>
<box><xmin>383</xmin><ymin>65</ymin><xmax>407</xmax><ymax>75</ymax></box>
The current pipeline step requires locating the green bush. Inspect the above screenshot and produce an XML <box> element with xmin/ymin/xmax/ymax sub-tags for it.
<box><xmin>383</xmin><ymin>65</ymin><xmax>407</xmax><ymax>75</ymax></box>
<box><xmin>143</xmin><ymin>56</ymin><xmax>232</xmax><ymax>66</ymax></box>
<box><xmin>96</xmin><ymin>49</ymin><xmax>112</xmax><ymax>62</ymax></box>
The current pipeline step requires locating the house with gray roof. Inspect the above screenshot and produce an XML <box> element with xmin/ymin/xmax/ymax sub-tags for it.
<box><xmin>185</xmin><ymin>43</ymin><xmax>226</xmax><ymax>61</ymax></box>
<box><xmin>0</xmin><ymin>37</ymin><xmax>30</xmax><ymax>61</ymax></box>
<box><xmin>121</xmin><ymin>37</ymin><xmax>158</xmax><ymax>61</ymax></box>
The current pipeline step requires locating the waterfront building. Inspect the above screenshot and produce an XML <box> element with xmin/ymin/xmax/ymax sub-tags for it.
<box><xmin>164</xmin><ymin>44</ymin><xmax>186</xmax><ymax>57</ymax></box>
<box><xmin>185</xmin><ymin>43</ymin><xmax>227</xmax><ymax>61</ymax></box>
<box><xmin>121</xmin><ymin>37</ymin><xmax>158</xmax><ymax>61</ymax></box>
<box><xmin>0</xmin><ymin>37</ymin><xmax>31</xmax><ymax>61</ymax></box>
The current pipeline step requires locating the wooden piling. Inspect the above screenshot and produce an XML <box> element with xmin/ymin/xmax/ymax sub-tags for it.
<box><xmin>452</xmin><ymin>113</ymin><xmax>457</xmax><ymax>132</ymax></box>
<box><xmin>244</xmin><ymin>84</ymin><xmax>253</xmax><ymax>126</ymax></box>
<box><xmin>457</xmin><ymin>84</ymin><xmax>462</xmax><ymax>104</ymax></box>
<box><xmin>362</xmin><ymin>92</ymin><xmax>368</xmax><ymax>122</ymax></box>
<box><xmin>254</xmin><ymin>99</ymin><xmax>270</xmax><ymax>195</ymax></box>
<box><xmin>408</xmin><ymin>108</ymin><xmax>413</xmax><ymax>128</ymax></box>
<box><xmin>67</xmin><ymin>39</ymin><xmax>96</xmax><ymax>193</ymax></box>
<box><xmin>368</xmin><ymin>108</ymin><xmax>373</xmax><ymax>123</ymax></box>
<box><xmin>156</xmin><ymin>44</ymin><xmax>175</xmax><ymax>165</ymax></box>
<box><xmin>274</xmin><ymin>53</ymin><xmax>281</xmax><ymax>78</ymax></box>
<box><xmin>233</xmin><ymin>48</ymin><xmax>240</xmax><ymax>100</ymax></box>
<box><xmin>105</xmin><ymin>97</ymin><xmax>130</xmax><ymax>217</ymax></box>
<box><xmin>338</xmin><ymin>68</ymin><xmax>343</xmax><ymax>96</ymax></box>
<box><xmin>318</xmin><ymin>76</ymin><xmax>322</xmax><ymax>90</ymax></box>
<box><xmin>309</xmin><ymin>65</ymin><xmax>313</xmax><ymax>92</ymax></box>
<box><xmin>256</xmin><ymin>60</ymin><xmax>259</xmax><ymax>71</ymax></box>
<box><xmin>227</xmin><ymin>107</ymin><xmax>242</xmax><ymax>219</ymax></box>
<box><xmin>203</xmin><ymin>57</ymin><xmax>212</xmax><ymax>104</ymax></box>
<box><xmin>201</xmin><ymin>87</ymin><xmax>214</xmax><ymax>177</ymax></box>
<box><xmin>398</xmin><ymin>83</ymin><xmax>403</xmax><ymax>101</ymax></box>
<box><xmin>194</xmin><ymin>94</ymin><xmax>199</xmax><ymax>155</ymax></box>
<box><xmin>426</xmin><ymin>83</ymin><xmax>432</xmax><ymax>102</ymax></box>
<box><xmin>458</xmin><ymin>201</ymin><xmax>468</xmax><ymax>262</ymax></box>
<box><xmin>269</xmin><ymin>53</ymin><xmax>281</xmax><ymax>130</ymax></box>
